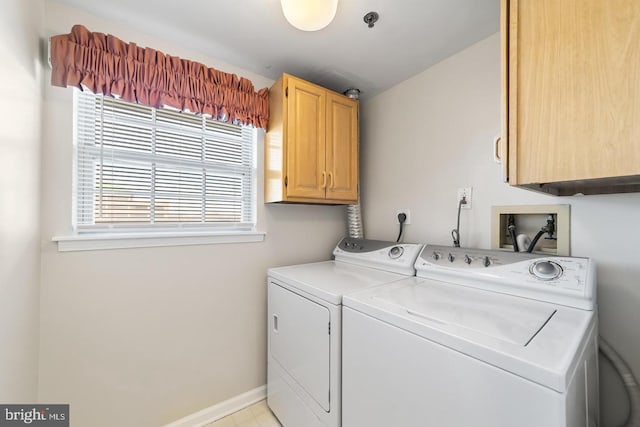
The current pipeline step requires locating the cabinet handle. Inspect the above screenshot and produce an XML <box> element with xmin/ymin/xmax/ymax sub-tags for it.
<box><xmin>493</xmin><ymin>136</ymin><xmax>509</xmax><ymax>183</ymax></box>
<box><xmin>321</xmin><ymin>171</ymin><xmax>327</xmax><ymax>188</ymax></box>
<box><xmin>273</xmin><ymin>314</ymin><xmax>279</xmax><ymax>332</ymax></box>
<box><xmin>493</xmin><ymin>136</ymin><xmax>502</xmax><ymax>162</ymax></box>
<box><xmin>328</xmin><ymin>172</ymin><xmax>334</xmax><ymax>189</ymax></box>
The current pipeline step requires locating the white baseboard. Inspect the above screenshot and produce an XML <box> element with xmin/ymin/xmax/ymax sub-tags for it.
<box><xmin>163</xmin><ymin>385</ymin><xmax>267</xmax><ymax>427</ymax></box>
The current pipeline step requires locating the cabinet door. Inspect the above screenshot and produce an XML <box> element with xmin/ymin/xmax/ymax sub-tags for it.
<box><xmin>326</xmin><ymin>92</ymin><xmax>358</xmax><ymax>202</ymax></box>
<box><xmin>505</xmin><ymin>0</ymin><xmax>640</xmax><ymax>185</ymax></box>
<box><xmin>286</xmin><ymin>77</ymin><xmax>327</xmax><ymax>200</ymax></box>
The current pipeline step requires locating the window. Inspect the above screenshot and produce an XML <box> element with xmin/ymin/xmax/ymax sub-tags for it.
<box><xmin>73</xmin><ymin>90</ymin><xmax>257</xmax><ymax>234</ymax></box>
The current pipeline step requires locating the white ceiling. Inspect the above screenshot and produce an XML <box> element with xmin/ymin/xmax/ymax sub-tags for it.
<box><xmin>53</xmin><ymin>0</ymin><xmax>499</xmax><ymax>99</ymax></box>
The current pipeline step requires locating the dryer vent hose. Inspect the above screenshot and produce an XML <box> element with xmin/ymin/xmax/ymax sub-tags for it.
<box><xmin>347</xmin><ymin>204</ymin><xmax>364</xmax><ymax>239</ymax></box>
<box><xmin>343</xmin><ymin>87</ymin><xmax>363</xmax><ymax>240</ymax></box>
<box><xmin>600</xmin><ymin>337</ymin><xmax>640</xmax><ymax>427</ymax></box>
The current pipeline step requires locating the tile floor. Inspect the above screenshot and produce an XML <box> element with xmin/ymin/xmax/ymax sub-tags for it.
<box><xmin>205</xmin><ymin>400</ymin><xmax>281</xmax><ymax>427</ymax></box>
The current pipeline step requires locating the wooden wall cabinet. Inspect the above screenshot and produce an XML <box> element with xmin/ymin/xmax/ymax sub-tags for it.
<box><xmin>265</xmin><ymin>73</ymin><xmax>359</xmax><ymax>204</ymax></box>
<box><xmin>500</xmin><ymin>0</ymin><xmax>640</xmax><ymax>195</ymax></box>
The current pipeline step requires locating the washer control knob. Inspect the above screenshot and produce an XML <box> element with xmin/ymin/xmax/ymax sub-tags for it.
<box><xmin>432</xmin><ymin>251</ymin><xmax>441</xmax><ymax>261</ymax></box>
<box><xmin>448</xmin><ymin>253</ymin><xmax>455</xmax><ymax>263</ymax></box>
<box><xmin>389</xmin><ymin>246</ymin><xmax>404</xmax><ymax>259</ymax></box>
<box><xmin>483</xmin><ymin>256</ymin><xmax>491</xmax><ymax>267</ymax></box>
<box><xmin>530</xmin><ymin>261</ymin><xmax>563</xmax><ymax>280</ymax></box>
<box><xmin>464</xmin><ymin>255</ymin><xmax>472</xmax><ymax>264</ymax></box>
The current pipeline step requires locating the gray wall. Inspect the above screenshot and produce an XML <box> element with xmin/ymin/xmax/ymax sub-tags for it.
<box><xmin>361</xmin><ymin>33</ymin><xmax>640</xmax><ymax>427</ymax></box>
<box><xmin>0</xmin><ymin>0</ymin><xmax>44</xmax><ymax>403</ymax></box>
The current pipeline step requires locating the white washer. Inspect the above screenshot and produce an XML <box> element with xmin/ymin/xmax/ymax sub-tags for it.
<box><xmin>267</xmin><ymin>238</ymin><xmax>423</xmax><ymax>427</ymax></box>
<box><xmin>342</xmin><ymin>245</ymin><xmax>598</xmax><ymax>427</ymax></box>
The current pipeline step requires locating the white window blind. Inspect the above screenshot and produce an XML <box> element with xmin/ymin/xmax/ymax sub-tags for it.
<box><xmin>74</xmin><ymin>90</ymin><xmax>257</xmax><ymax>233</ymax></box>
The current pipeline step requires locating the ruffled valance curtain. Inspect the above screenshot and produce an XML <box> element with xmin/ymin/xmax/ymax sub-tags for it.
<box><xmin>50</xmin><ymin>25</ymin><xmax>269</xmax><ymax>128</ymax></box>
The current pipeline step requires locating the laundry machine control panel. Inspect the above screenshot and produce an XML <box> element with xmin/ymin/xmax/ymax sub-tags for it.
<box><xmin>415</xmin><ymin>245</ymin><xmax>595</xmax><ymax>310</ymax></box>
<box><xmin>334</xmin><ymin>238</ymin><xmax>423</xmax><ymax>276</ymax></box>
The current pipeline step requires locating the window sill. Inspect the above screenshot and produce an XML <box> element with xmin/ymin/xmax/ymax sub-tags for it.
<box><xmin>52</xmin><ymin>230</ymin><xmax>266</xmax><ymax>252</ymax></box>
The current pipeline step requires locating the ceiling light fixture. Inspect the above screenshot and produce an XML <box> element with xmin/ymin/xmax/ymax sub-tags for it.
<box><xmin>280</xmin><ymin>0</ymin><xmax>339</xmax><ymax>32</ymax></box>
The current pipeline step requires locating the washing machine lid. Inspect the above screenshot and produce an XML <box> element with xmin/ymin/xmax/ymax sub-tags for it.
<box><xmin>372</xmin><ymin>278</ymin><xmax>556</xmax><ymax>346</ymax></box>
<box><xmin>269</xmin><ymin>261</ymin><xmax>408</xmax><ymax>305</ymax></box>
<box><xmin>343</xmin><ymin>277</ymin><xmax>596</xmax><ymax>392</ymax></box>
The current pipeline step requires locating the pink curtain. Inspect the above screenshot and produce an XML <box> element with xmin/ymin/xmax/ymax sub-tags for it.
<box><xmin>50</xmin><ymin>25</ymin><xmax>269</xmax><ymax>128</ymax></box>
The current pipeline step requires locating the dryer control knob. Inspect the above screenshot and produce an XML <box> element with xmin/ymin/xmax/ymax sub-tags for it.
<box><xmin>448</xmin><ymin>253</ymin><xmax>455</xmax><ymax>263</ymax></box>
<box><xmin>389</xmin><ymin>246</ymin><xmax>404</xmax><ymax>259</ymax></box>
<box><xmin>530</xmin><ymin>261</ymin><xmax>563</xmax><ymax>281</ymax></box>
<box><xmin>464</xmin><ymin>255</ymin><xmax>472</xmax><ymax>264</ymax></box>
<box><xmin>483</xmin><ymin>256</ymin><xmax>491</xmax><ymax>267</ymax></box>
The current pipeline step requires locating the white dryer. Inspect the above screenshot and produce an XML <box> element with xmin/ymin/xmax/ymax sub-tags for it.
<box><xmin>267</xmin><ymin>238</ymin><xmax>423</xmax><ymax>427</ymax></box>
<box><xmin>342</xmin><ymin>245</ymin><xmax>598</xmax><ymax>427</ymax></box>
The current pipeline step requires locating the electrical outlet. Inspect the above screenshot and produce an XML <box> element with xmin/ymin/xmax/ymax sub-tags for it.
<box><xmin>457</xmin><ymin>187</ymin><xmax>472</xmax><ymax>209</ymax></box>
<box><xmin>396</xmin><ymin>209</ymin><xmax>411</xmax><ymax>225</ymax></box>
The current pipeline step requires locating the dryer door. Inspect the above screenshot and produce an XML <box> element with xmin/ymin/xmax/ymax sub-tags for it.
<box><xmin>269</xmin><ymin>281</ymin><xmax>331</xmax><ymax>411</ymax></box>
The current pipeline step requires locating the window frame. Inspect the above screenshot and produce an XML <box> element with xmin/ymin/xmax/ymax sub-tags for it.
<box><xmin>52</xmin><ymin>90</ymin><xmax>265</xmax><ymax>252</ymax></box>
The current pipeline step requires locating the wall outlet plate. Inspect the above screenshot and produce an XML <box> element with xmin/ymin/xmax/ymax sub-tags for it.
<box><xmin>457</xmin><ymin>187</ymin><xmax>472</xmax><ymax>209</ymax></box>
<box><xmin>396</xmin><ymin>209</ymin><xmax>411</xmax><ymax>225</ymax></box>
